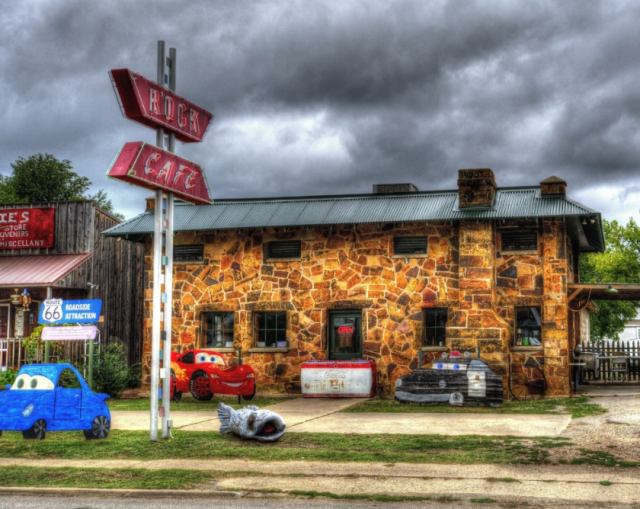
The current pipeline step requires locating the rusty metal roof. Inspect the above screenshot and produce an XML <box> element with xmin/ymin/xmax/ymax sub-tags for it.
<box><xmin>0</xmin><ymin>253</ymin><xmax>92</xmax><ymax>287</ymax></box>
<box><xmin>103</xmin><ymin>187</ymin><xmax>604</xmax><ymax>251</ymax></box>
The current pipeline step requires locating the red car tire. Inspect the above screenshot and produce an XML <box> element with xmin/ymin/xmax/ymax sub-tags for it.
<box><xmin>189</xmin><ymin>372</ymin><xmax>213</xmax><ymax>401</ymax></box>
<box><xmin>241</xmin><ymin>381</ymin><xmax>256</xmax><ymax>401</ymax></box>
<box><xmin>170</xmin><ymin>371</ymin><xmax>182</xmax><ymax>403</ymax></box>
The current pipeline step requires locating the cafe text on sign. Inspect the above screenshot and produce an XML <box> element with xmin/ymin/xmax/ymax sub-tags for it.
<box><xmin>110</xmin><ymin>69</ymin><xmax>213</xmax><ymax>143</ymax></box>
<box><xmin>0</xmin><ymin>207</ymin><xmax>55</xmax><ymax>250</ymax></box>
<box><xmin>107</xmin><ymin>142</ymin><xmax>212</xmax><ymax>205</ymax></box>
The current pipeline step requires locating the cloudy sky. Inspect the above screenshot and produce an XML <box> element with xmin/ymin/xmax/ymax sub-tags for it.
<box><xmin>2</xmin><ymin>0</ymin><xmax>640</xmax><ymax>223</ymax></box>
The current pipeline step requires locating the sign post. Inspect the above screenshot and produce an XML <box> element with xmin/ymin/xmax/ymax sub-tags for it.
<box><xmin>109</xmin><ymin>41</ymin><xmax>212</xmax><ymax>443</ymax></box>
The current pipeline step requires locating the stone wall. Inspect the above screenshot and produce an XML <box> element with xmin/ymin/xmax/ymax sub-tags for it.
<box><xmin>141</xmin><ymin>217</ymin><xmax>572</xmax><ymax>397</ymax></box>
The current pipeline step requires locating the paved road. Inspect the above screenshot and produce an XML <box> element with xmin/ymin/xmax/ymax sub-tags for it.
<box><xmin>0</xmin><ymin>496</ymin><xmax>457</xmax><ymax>509</ymax></box>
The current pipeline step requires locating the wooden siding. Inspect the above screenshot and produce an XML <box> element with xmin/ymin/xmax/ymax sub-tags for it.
<box><xmin>0</xmin><ymin>201</ymin><xmax>145</xmax><ymax>367</ymax></box>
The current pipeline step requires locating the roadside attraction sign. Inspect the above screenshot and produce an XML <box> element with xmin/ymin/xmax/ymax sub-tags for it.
<box><xmin>40</xmin><ymin>299</ymin><xmax>102</xmax><ymax>325</ymax></box>
<box><xmin>106</xmin><ymin>141</ymin><xmax>212</xmax><ymax>204</ymax></box>
<box><xmin>110</xmin><ymin>68</ymin><xmax>213</xmax><ymax>143</ymax></box>
<box><xmin>0</xmin><ymin>207</ymin><xmax>55</xmax><ymax>250</ymax></box>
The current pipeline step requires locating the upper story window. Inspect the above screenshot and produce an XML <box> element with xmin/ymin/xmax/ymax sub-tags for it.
<box><xmin>202</xmin><ymin>312</ymin><xmax>235</xmax><ymax>348</ymax></box>
<box><xmin>394</xmin><ymin>236</ymin><xmax>428</xmax><ymax>255</ymax></box>
<box><xmin>514</xmin><ymin>307</ymin><xmax>542</xmax><ymax>347</ymax></box>
<box><xmin>424</xmin><ymin>308</ymin><xmax>448</xmax><ymax>347</ymax></box>
<box><xmin>254</xmin><ymin>311</ymin><xmax>287</xmax><ymax>348</ymax></box>
<box><xmin>174</xmin><ymin>244</ymin><xmax>204</xmax><ymax>263</ymax></box>
<box><xmin>268</xmin><ymin>241</ymin><xmax>301</xmax><ymax>259</ymax></box>
<box><xmin>501</xmin><ymin>231</ymin><xmax>537</xmax><ymax>252</ymax></box>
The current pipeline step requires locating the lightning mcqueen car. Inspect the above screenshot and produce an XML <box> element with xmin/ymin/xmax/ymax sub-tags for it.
<box><xmin>170</xmin><ymin>349</ymin><xmax>256</xmax><ymax>402</ymax></box>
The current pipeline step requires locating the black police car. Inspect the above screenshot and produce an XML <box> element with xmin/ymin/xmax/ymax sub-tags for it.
<box><xmin>395</xmin><ymin>352</ymin><xmax>503</xmax><ymax>407</ymax></box>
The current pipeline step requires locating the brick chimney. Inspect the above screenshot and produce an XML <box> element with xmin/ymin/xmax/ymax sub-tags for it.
<box><xmin>457</xmin><ymin>168</ymin><xmax>497</xmax><ymax>208</ymax></box>
<box><xmin>540</xmin><ymin>176</ymin><xmax>567</xmax><ymax>196</ymax></box>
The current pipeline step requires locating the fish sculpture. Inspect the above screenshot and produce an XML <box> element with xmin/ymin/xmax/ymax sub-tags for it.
<box><xmin>217</xmin><ymin>403</ymin><xmax>286</xmax><ymax>442</ymax></box>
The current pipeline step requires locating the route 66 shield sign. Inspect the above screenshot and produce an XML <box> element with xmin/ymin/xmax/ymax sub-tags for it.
<box><xmin>41</xmin><ymin>299</ymin><xmax>64</xmax><ymax>323</ymax></box>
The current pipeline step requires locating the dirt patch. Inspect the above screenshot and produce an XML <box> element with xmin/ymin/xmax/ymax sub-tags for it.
<box><xmin>550</xmin><ymin>396</ymin><xmax>640</xmax><ymax>464</ymax></box>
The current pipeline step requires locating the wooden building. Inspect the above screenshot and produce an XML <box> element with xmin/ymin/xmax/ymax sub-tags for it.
<box><xmin>104</xmin><ymin>169</ymin><xmax>607</xmax><ymax>398</ymax></box>
<box><xmin>0</xmin><ymin>201</ymin><xmax>144</xmax><ymax>369</ymax></box>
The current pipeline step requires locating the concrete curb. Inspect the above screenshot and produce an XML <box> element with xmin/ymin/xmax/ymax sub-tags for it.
<box><xmin>0</xmin><ymin>486</ymin><xmax>244</xmax><ymax>500</ymax></box>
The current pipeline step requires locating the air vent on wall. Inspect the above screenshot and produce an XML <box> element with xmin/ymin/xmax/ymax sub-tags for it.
<box><xmin>268</xmin><ymin>241</ymin><xmax>301</xmax><ymax>259</ymax></box>
<box><xmin>173</xmin><ymin>244</ymin><xmax>204</xmax><ymax>262</ymax></box>
<box><xmin>394</xmin><ymin>236</ymin><xmax>428</xmax><ymax>255</ymax></box>
<box><xmin>501</xmin><ymin>231</ymin><xmax>537</xmax><ymax>251</ymax></box>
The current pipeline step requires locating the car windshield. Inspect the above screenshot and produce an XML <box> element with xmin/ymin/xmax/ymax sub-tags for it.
<box><xmin>195</xmin><ymin>352</ymin><xmax>225</xmax><ymax>365</ymax></box>
<box><xmin>11</xmin><ymin>373</ymin><xmax>55</xmax><ymax>391</ymax></box>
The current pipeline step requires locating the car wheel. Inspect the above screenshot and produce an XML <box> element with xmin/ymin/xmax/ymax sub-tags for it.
<box><xmin>83</xmin><ymin>415</ymin><xmax>111</xmax><ymax>440</ymax></box>
<box><xmin>242</xmin><ymin>382</ymin><xmax>257</xmax><ymax>401</ymax></box>
<box><xmin>23</xmin><ymin>419</ymin><xmax>46</xmax><ymax>440</ymax></box>
<box><xmin>170</xmin><ymin>371</ymin><xmax>182</xmax><ymax>403</ymax></box>
<box><xmin>189</xmin><ymin>372</ymin><xmax>213</xmax><ymax>401</ymax></box>
<box><xmin>449</xmin><ymin>392</ymin><xmax>464</xmax><ymax>406</ymax></box>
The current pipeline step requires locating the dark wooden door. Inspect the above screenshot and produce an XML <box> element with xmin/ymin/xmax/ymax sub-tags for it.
<box><xmin>329</xmin><ymin>311</ymin><xmax>362</xmax><ymax>360</ymax></box>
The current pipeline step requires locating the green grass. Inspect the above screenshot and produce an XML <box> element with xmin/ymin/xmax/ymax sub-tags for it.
<box><xmin>471</xmin><ymin>498</ymin><xmax>496</xmax><ymax>503</ymax></box>
<box><xmin>0</xmin><ymin>429</ymin><xmax>576</xmax><ymax>466</ymax></box>
<box><xmin>342</xmin><ymin>397</ymin><xmax>607</xmax><ymax>419</ymax></box>
<box><xmin>0</xmin><ymin>466</ymin><xmax>217</xmax><ymax>490</ymax></box>
<box><xmin>107</xmin><ymin>395</ymin><xmax>292</xmax><ymax>411</ymax></box>
<box><xmin>600</xmin><ymin>480</ymin><xmax>612</xmax><ymax>486</ymax></box>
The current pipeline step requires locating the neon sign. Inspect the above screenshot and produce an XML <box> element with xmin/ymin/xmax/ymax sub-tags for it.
<box><xmin>337</xmin><ymin>326</ymin><xmax>354</xmax><ymax>334</ymax></box>
<box><xmin>107</xmin><ymin>142</ymin><xmax>212</xmax><ymax>205</ymax></box>
<box><xmin>110</xmin><ymin>69</ymin><xmax>213</xmax><ymax>143</ymax></box>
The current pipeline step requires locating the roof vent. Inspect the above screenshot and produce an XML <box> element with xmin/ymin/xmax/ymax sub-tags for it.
<box><xmin>373</xmin><ymin>183</ymin><xmax>419</xmax><ymax>194</ymax></box>
<box><xmin>540</xmin><ymin>176</ymin><xmax>567</xmax><ymax>196</ymax></box>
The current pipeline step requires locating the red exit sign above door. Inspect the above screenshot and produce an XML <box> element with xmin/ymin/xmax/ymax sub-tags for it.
<box><xmin>110</xmin><ymin>69</ymin><xmax>213</xmax><ymax>143</ymax></box>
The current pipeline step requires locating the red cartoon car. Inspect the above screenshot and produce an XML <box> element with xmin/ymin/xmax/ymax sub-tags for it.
<box><xmin>169</xmin><ymin>349</ymin><xmax>256</xmax><ymax>402</ymax></box>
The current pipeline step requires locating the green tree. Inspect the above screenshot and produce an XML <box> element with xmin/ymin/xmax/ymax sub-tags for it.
<box><xmin>1</xmin><ymin>153</ymin><xmax>124</xmax><ymax>219</ymax></box>
<box><xmin>581</xmin><ymin>217</ymin><xmax>640</xmax><ymax>341</ymax></box>
<box><xmin>10</xmin><ymin>154</ymin><xmax>90</xmax><ymax>202</ymax></box>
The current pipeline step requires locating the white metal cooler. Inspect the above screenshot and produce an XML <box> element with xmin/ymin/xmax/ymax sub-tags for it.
<box><xmin>301</xmin><ymin>360</ymin><xmax>377</xmax><ymax>397</ymax></box>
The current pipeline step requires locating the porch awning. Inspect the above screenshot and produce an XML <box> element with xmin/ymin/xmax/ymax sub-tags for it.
<box><xmin>0</xmin><ymin>253</ymin><xmax>92</xmax><ymax>287</ymax></box>
<box><xmin>568</xmin><ymin>283</ymin><xmax>640</xmax><ymax>302</ymax></box>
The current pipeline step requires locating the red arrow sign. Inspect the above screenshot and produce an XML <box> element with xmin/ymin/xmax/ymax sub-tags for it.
<box><xmin>110</xmin><ymin>69</ymin><xmax>213</xmax><ymax>143</ymax></box>
<box><xmin>107</xmin><ymin>142</ymin><xmax>212</xmax><ymax>205</ymax></box>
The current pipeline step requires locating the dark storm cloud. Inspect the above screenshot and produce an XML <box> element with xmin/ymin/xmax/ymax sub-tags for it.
<box><xmin>1</xmin><ymin>0</ymin><xmax>639</xmax><ymax>221</ymax></box>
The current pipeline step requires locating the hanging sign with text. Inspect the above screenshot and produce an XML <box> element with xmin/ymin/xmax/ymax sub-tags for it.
<box><xmin>0</xmin><ymin>207</ymin><xmax>55</xmax><ymax>250</ymax></box>
<box><xmin>42</xmin><ymin>326</ymin><xmax>98</xmax><ymax>341</ymax></box>
<box><xmin>110</xmin><ymin>69</ymin><xmax>214</xmax><ymax>143</ymax></box>
<box><xmin>40</xmin><ymin>299</ymin><xmax>102</xmax><ymax>325</ymax></box>
<box><xmin>106</xmin><ymin>142</ymin><xmax>212</xmax><ymax>204</ymax></box>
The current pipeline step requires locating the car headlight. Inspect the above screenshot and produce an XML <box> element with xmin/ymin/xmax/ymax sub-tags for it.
<box><xmin>395</xmin><ymin>378</ymin><xmax>403</xmax><ymax>388</ymax></box>
<box><xmin>22</xmin><ymin>404</ymin><xmax>34</xmax><ymax>417</ymax></box>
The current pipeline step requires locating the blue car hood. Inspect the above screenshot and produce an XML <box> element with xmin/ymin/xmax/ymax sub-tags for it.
<box><xmin>0</xmin><ymin>390</ymin><xmax>51</xmax><ymax>413</ymax></box>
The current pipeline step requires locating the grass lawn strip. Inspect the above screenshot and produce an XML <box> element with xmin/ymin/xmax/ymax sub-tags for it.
<box><xmin>107</xmin><ymin>395</ymin><xmax>291</xmax><ymax>411</ymax></box>
<box><xmin>0</xmin><ymin>430</ymin><xmax>635</xmax><ymax>468</ymax></box>
<box><xmin>342</xmin><ymin>397</ymin><xmax>606</xmax><ymax>419</ymax></box>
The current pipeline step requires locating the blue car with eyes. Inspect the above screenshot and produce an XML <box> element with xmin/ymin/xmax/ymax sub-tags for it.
<box><xmin>0</xmin><ymin>363</ymin><xmax>110</xmax><ymax>440</ymax></box>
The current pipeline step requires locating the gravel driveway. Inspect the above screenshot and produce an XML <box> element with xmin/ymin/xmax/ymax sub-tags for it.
<box><xmin>560</xmin><ymin>395</ymin><xmax>640</xmax><ymax>462</ymax></box>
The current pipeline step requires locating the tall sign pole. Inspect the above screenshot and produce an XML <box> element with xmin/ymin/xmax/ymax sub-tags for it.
<box><xmin>161</xmin><ymin>46</ymin><xmax>177</xmax><ymax>439</ymax></box>
<box><xmin>107</xmin><ymin>42</ymin><xmax>213</xmax><ymax>443</ymax></box>
<box><xmin>150</xmin><ymin>40</ymin><xmax>166</xmax><ymax>442</ymax></box>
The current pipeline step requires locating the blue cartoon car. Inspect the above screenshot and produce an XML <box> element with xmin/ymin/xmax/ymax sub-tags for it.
<box><xmin>0</xmin><ymin>363</ymin><xmax>111</xmax><ymax>440</ymax></box>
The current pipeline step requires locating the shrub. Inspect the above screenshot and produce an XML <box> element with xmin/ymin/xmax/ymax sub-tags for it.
<box><xmin>93</xmin><ymin>343</ymin><xmax>133</xmax><ymax>398</ymax></box>
<box><xmin>0</xmin><ymin>368</ymin><xmax>17</xmax><ymax>387</ymax></box>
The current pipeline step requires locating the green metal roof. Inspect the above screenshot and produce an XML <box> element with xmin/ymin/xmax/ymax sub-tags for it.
<box><xmin>104</xmin><ymin>187</ymin><xmax>605</xmax><ymax>252</ymax></box>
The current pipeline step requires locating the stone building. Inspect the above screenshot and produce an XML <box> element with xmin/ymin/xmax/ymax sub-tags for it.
<box><xmin>104</xmin><ymin>169</ymin><xmax>605</xmax><ymax>397</ymax></box>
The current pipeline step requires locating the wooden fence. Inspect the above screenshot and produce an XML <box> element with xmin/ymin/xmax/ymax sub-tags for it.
<box><xmin>582</xmin><ymin>340</ymin><xmax>640</xmax><ymax>382</ymax></box>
